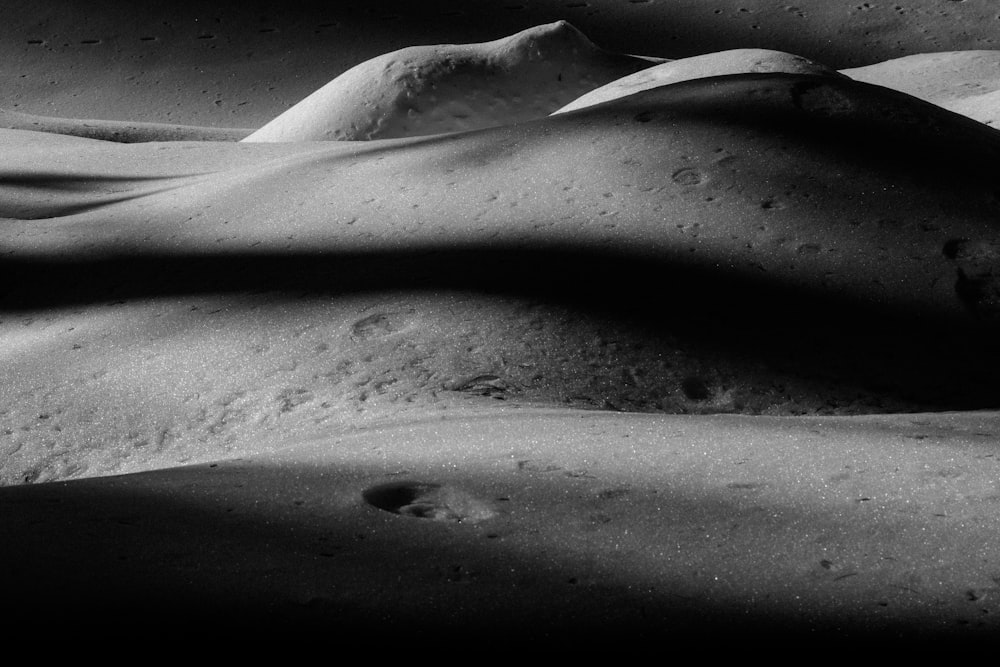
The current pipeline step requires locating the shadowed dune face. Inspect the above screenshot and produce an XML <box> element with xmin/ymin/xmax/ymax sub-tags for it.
<box><xmin>244</xmin><ymin>21</ymin><xmax>661</xmax><ymax>142</ymax></box>
<box><xmin>554</xmin><ymin>48</ymin><xmax>844</xmax><ymax>113</ymax></box>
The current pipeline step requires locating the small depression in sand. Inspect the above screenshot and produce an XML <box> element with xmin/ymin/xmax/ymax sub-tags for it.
<box><xmin>362</xmin><ymin>480</ymin><xmax>497</xmax><ymax>523</ymax></box>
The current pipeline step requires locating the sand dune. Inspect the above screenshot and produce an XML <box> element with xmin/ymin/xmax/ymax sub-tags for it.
<box><xmin>244</xmin><ymin>21</ymin><xmax>662</xmax><ymax>141</ymax></box>
<box><xmin>13</xmin><ymin>45</ymin><xmax>1000</xmax><ymax>143</ymax></box>
<box><xmin>846</xmin><ymin>50</ymin><xmax>1000</xmax><ymax>127</ymax></box>
<box><xmin>5</xmin><ymin>1</ymin><xmax>1000</xmax><ymax>649</ymax></box>
<box><xmin>555</xmin><ymin>48</ymin><xmax>843</xmax><ymax>113</ymax></box>
<box><xmin>556</xmin><ymin>47</ymin><xmax>1000</xmax><ymax>128</ymax></box>
<box><xmin>7</xmin><ymin>0</ymin><xmax>1000</xmax><ymax>128</ymax></box>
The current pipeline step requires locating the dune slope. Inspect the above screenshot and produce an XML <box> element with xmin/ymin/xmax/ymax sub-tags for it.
<box><xmin>555</xmin><ymin>48</ymin><xmax>844</xmax><ymax>113</ymax></box>
<box><xmin>845</xmin><ymin>50</ymin><xmax>1000</xmax><ymax>127</ymax></box>
<box><xmin>4</xmin><ymin>73</ymin><xmax>1000</xmax><ymax>485</ymax></box>
<box><xmin>244</xmin><ymin>21</ymin><xmax>662</xmax><ymax>142</ymax></box>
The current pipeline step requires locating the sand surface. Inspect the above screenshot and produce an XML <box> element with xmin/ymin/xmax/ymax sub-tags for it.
<box><xmin>4</xmin><ymin>0</ymin><xmax>1000</xmax><ymax>651</ymax></box>
<box><xmin>6</xmin><ymin>407</ymin><xmax>1000</xmax><ymax>648</ymax></box>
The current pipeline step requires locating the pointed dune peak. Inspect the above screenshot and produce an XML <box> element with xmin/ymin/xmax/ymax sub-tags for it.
<box><xmin>500</xmin><ymin>19</ymin><xmax>594</xmax><ymax>56</ymax></box>
<box><xmin>494</xmin><ymin>19</ymin><xmax>626</xmax><ymax>62</ymax></box>
<box><xmin>554</xmin><ymin>49</ymin><xmax>843</xmax><ymax>114</ymax></box>
<box><xmin>242</xmin><ymin>21</ymin><xmax>660</xmax><ymax>143</ymax></box>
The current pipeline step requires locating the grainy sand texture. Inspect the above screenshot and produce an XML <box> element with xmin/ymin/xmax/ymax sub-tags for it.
<box><xmin>3</xmin><ymin>0</ymin><xmax>1000</xmax><ymax>653</ymax></box>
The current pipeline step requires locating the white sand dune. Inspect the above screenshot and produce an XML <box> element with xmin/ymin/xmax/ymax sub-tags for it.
<box><xmin>554</xmin><ymin>49</ymin><xmax>844</xmax><ymax>114</ymax></box>
<box><xmin>557</xmin><ymin>48</ymin><xmax>1000</xmax><ymax>129</ymax></box>
<box><xmin>5</xmin><ymin>1</ymin><xmax>1000</xmax><ymax>650</ymax></box>
<box><xmin>244</xmin><ymin>21</ymin><xmax>662</xmax><ymax>142</ymax></box>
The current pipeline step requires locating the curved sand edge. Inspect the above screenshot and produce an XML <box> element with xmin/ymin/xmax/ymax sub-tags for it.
<box><xmin>0</xmin><ymin>108</ymin><xmax>252</xmax><ymax>142</ymax></box>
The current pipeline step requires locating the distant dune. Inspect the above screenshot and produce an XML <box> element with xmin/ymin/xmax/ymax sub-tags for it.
<box><xmin>245</xmin><ymin>21</ymin><xmax>662</xmax><ymax>142</ymax></box>
<box><xmin>554</xmin><ymin>48</ymin><xmax>844</xmax><ymax>113</ymax></box>
<box><xmin>6</xmin><ymin>0</ymin><xmax>1000</xmax><ymax>128</ymax></box>
<box><xmin>0</xmin><ymin>108</ymin><xmax>252</xmax><ymax>142</ymax></box>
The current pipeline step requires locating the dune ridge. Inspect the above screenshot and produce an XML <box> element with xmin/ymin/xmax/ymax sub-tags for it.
<box><xmin>554</xmin><ymin>48</ymin><xmax>845</xmax><ymax>113</ymax></box>
<box><xmin>243</xmin><ymin>21</ymin><xmax>663</xmax><ymax>142</ymax></box>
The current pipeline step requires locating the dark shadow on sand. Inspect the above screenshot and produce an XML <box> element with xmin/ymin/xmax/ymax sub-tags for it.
<box><xmin>0</xmin><ymin>455</ymin><xmax>992</xmax><ymax>649</ymax></box>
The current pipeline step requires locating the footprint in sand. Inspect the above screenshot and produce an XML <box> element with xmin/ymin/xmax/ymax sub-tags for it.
<box><xmin>943</xmin><ymin>238</ymin><xmax>1000</xmax><ymax>321</ymax></box>
<box><xmin>362</xmin><ymin>480</ymin><xmax>496</xmax><ymax>523</ymax></box>
<box><xmin>349</xmin><ymin>311</ymin><xmax>413</xmax><ymax>341</ymax></box>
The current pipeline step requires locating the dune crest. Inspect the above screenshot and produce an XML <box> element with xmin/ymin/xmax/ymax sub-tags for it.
<box><xmin>554</xmin><ymin>49</ymin><xmax>844</xmax><ymax>113</ymax></box>
<box><xmin>242</xmin><ymin>21</ymin><xmax>662</xmax><ymax>142</ymax></box>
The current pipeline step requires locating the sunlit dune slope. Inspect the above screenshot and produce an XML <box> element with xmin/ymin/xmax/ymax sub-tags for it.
<box><xmin>243</xmin><ymin>21</ymin><xmax>662</xmax><ymax>142</ymax></box>
<box><xmin>554</xmin><ymin>48</ymin><xmax>843</xmax><ymax>113</ymax></box>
